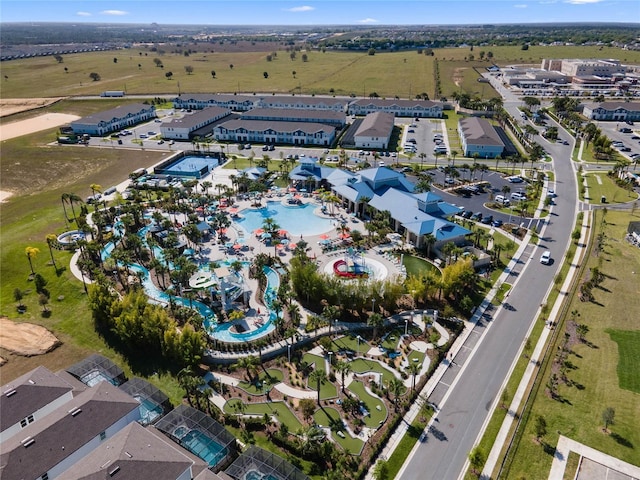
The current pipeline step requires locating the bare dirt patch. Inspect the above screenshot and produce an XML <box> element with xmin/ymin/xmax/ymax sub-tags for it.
<box><xmin>0</xmin><ymin>98</ymin><xmax>65</xmax><ymax>117</ymax></box>
<box><xmin>453</xmin><ymin>67</ymin><xmax>467</xmax><ymax>87</ymax></box>
<box><xmin>0</xmin><ymin>190</ymin><xmax>13</xmax><ymax>203</ymax></box>
<box><xmin>0</xmin><ymin>112</ymin><xmax>80</xmax><ymax>142</ymax></box>
<box><xmin>0</xmin><ymin>317</ymin><xmax>61</xmax><ymax>356</ymax></box>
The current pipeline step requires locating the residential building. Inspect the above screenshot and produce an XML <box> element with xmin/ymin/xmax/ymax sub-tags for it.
<box><xmin>348</xmin><ymin>98</ymin><xmax>443</xmax><ymax>118</ymax></box>
<box><xmin>353</xmin><ymin>112</ymin><xmax>395</xmax><ymax>149</ymax></box>
<box><xmin>242</xmin><ymin>107</ymin><xmax>346</xmax><ymax>127</ymax></box>
<box><xmin>0</xmin><ymin>366</ymin><xmax>82</xmax><ymax>443</ymax></box>
<box><xmin>70</xmin><ymin>104</ymin><xmax>156</xmax><ymax>136</ymax></box>
<box><xmin>173</xmin><ymin>94</ymin><xmax>256</xmax><ymax>112</ymax></box>
<box><xmin>160</xmin><ymin>107</ymin><xmax>232</xmax><ymax>140</ymax></box>
<box><xmin>583</xmin><ymin>101</ymin><xmax>640</xmax><ymax>121</ymax></box>
<box><xmin>0</xmin><ymin>381</ymin><xmax>140</xmax><ymax>480</ymax></box>
<box><xmin>458</xmin><ymin>117</ymin><xmax>505</xmax><ymax>159</ymax></box>
<box><xmin>213</xmin><ymin>119</ymin><xmax>335</xmax><ymax>146</ymax></box>
<box><xmin>255</xmin><ymin>95</ymin><xmax>348</xmax><ymax>112</ymax></box>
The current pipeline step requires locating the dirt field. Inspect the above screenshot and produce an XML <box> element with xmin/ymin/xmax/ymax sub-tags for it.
<box><xmin>0</xmin><ymin>112</ymin><xmax>80</xmax><ymax>141</ymax></box>
<box><xmin>0</xmin><ymin>98</ymin><xmax>65</xmax><ymax>117</ymax></box>
<box><xmin>0</xmin><ymin>317</ymin><xmax>61</xmax><ymax>356</ymax></box>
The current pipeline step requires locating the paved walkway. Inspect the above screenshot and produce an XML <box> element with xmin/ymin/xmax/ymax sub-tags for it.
<box><xmin>549</xmin><ymin>435</ymin><xmax>640</xmax><ymax>480</ymax></box>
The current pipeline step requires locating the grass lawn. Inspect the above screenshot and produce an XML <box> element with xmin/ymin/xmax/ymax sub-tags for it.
<box><xmin>332</xmin><ymin>334</ymin><xmax>370</xmax><ymax>355</ymax></box>
<box><xmin>407</xmin><ymin>349</ymin><xmax>426</xmax><ymax>367</ymax></box>
<box><xmin>605</xmin><ymin>329</ymin><xmax>640</xmax><ymax>394</ymax></box>
<box><xmin>583</xmin><ymin>172</ymin><xmax>638</xmax><ymax>205</ymax></box>
<box><xmin>380</xmin><ymin>332</ymin><xmax>401</xmax><ymax>351</ymax></box>
<box><xmin>386</xmin><ymin>420</ymin><xmax>429</xmax><ymax>479</ymax></box>
<box><xmin>402</xmin><ymin>255</ymin><xmax>441</xmax><ymax>277</ymax></box>
<box><xmin>503</xmin><ymin>210</ymin><xmax>640</xmax><ymax>478</ymax></box>
<box><xmin>313</xmin><ymin>407</ymin><xmax>365</xmax><ymax>455</ymax></box>
<box><xmin>223</xmin><ymin>399</ymin><xmax>304</xmax><ymax>433</ymax></box>
<box><xmin>350</xmin><ymin>358</ymin><xmax>398</xmax><ymax>386</ymax></box>
<box><xmin>302</xmin><ymin>353</ymin><xmax>338</xmax><ymax>400</ymax></box>
<box><xmin>237</xmin><ymin>368</ymin><xmax>284</xmax><ymax>395</ymax></box>
<box><xmin>346</xmin><ymin>380</ymin><xmax>388</xmax><ymax>429</ymax></box>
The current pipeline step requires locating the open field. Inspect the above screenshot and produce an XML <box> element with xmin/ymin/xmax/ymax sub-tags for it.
<box><xmin>503</xmin><ymin>209</ymin><xmax>640</xmax><ymax>479</ymax></box>
<box><xmin>583</xmin><ymin>172</ymin><xmax>639</xmax><ymax>205</ymax></box>
<box><xmin>1</xmin><ymin>46</ymin><xmax>639</xmax><ymax>101</ymax></box>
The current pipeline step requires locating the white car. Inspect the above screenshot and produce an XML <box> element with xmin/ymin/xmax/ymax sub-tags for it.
<box><xmin>540</xmin><ymin>251</ymin><xmax>551</xmax><ymax>265</ymax></box>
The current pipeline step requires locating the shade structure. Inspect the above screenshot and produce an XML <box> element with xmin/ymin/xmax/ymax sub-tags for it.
<box><xmin>228</xmin><ymin>207</ymin><xmax>239</xmax><ymax>214</ymax></box>
<box><xmin>218</xmin><ymin>228</ymin><xmax>227</xmax><ymax>234</ymax></box>
<box><xmin>232</xmin><ymin>243</ymin><xmax>243</xmax><ymax>250</ymax></box>
<box><xmin>276</xmin><ymin>243</ymin><xmax>285</xmax><ymax>249</ymax></box>
<box><xmin>288</xmin><ymin>187</ymin><xmax>297</xmax><ymax>192</ymax></box>
<box><xmin>319</xmin><ymin>234</ymin><xmax>330</xmax><ymax>240</ymax></box>
<box><xmin>339</xmin><ymin>233</ymin><xmax>351</xmax><ymax>240</ymax></box>
<box><xmin>278</xmin><ymin>229</ymin><xmax>289</xmax><ymax>237</ymax></box>
<box><xmin>254</xmin><ymin>228</ymin><xmax>265</xmax><ymax>236</ymax></box>
<box><xmin>261</xmin><ymin>232</ymin><xmax>272</xmax><ymax>239</ymax></box>
<box><xmin>288</xmin><ymin>243</ymin><xmax>297</xmax><ymax>249</ymax></box>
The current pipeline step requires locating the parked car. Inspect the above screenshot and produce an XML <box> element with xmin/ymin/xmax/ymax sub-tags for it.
<box><xmin>408</xmin><ymin>129</ymin><xmax>415</xmax><ymax>133</ymax></box>
<box><xmin>262</xmin><ymin>145</ymin><xmax>269</xmax><ymax>151</ymax></box>
<box><xmin>471</xmin><ymin>212</ymin><xmax>483</xmax><ymax>221</ymax></box>
<box><xmin>461</xmin><ymin>210</ymin><xmax>473</xmax><ymax>219</ymax></box>
<box><xmin>481</xmin><ymin>215</ymin><xmax>493</xmax><ymax>225</ymax></box>
<box><xmin>492</xmin><ymin>219</ymin><xmax>503</xmax><ymax>227</ymax></box>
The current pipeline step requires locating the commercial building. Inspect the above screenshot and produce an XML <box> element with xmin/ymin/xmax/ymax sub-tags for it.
<box><xmin>242</xmin><ymin>107</ymin><xmax>346</xmax><ymax>127</ymax></box>
<box><xmin>582</xmin><ymin>101</ymin><xmax>640</xmax><ymax>121</ymax></box>
<box><xmin>173</xmin><ymin>94</ymin><xmax>256</xmax><ymax>112</ymax></box>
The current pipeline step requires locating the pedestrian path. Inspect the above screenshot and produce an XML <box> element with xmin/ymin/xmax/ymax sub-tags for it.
<box><xmin>549</xmin><ymin>435</ymin><xmax>640</xmax><ymax>480</ymax></box>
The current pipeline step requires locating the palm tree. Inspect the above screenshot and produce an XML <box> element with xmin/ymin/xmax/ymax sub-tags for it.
<box><xmin>406</xmin><ymin>363</ymin><xmax>421</xmax><ymax>392</ymax></box>
<box><xmin>422</xmin><ymin>233</ymin><xmax>436</xmax><ymax>258</ymax></box>
<box><xmin>237</xmin><ymin>355</ymin><xmax>260</xmax><ymax>383</ymax></box>
<box><xmin>450</xmin><ymin>150</ymin><xmax>459</xmax><ymax>167</ymax></box>
<box><xmin>335</xmin><ymin>360</ymin><xmax>352</xmax><ymax>393</ymax></box>
<box><xmin>322</xmin><ymin>304</ymin><xmax>340</xmax><ymax>334</ymax></box>
<box><xmin>309</xmin><ymin>369</ymin><xmax>327</xmax><ymax>405</ymax></box>
<box><xmin>387</xmin><ymin>377</ymin><xmax>406</xmax><ymax>411</ymax></box>
<box><xmin>45</xmin><ymin>234</ymin><xmax>58</xmax><ymax>269</ymax></box>
<box><xmin>368</xmin><ymin>312</ymin><xmax>384</xmax><ymax>341</ymax></box>
<box><xmin>90</xmin><ymin>183</ymin><xmax>102</xmax><ymax>199</ymax></box>
<box><xmin>25</xmin><ymin>246</ymin><xmax>40</xmax><ymax>275</ymax></box>
<box><xmin>67</xmin><ymin>193</ymin><xmax>83</xmax><ymax>224</ymax></box>
<box><xmin>60</xmin><ymin>193</ymin><xmax>71</xmax><ymax>226</ymax></box>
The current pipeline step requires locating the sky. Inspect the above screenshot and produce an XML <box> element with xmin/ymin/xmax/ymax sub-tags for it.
<box><xmin>1</xmin><ymin>0</ymin><xmax>638</xmax><ymax>25</ymax></box>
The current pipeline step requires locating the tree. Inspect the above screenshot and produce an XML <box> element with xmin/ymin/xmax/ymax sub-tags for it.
<box><xmin>301</xmin><ymin>53</ymin><xmax>308</xmax><ymax>62</ymax></box>
<box><xmin>54</xmin><ymin>55</ymin><xmax>63</xmax><ymax>63</ymax></box>
<box><xmin>534</xmin><ymin>415</ymin><xmax>547</xmax><ymax>443</ymax></box>
<box><xmin>13</xmin><ymin>288</ymin><xmax>24</xmax><ymax>309</ymax></box>
<box><xmin>263</xmin><ymin>71</ymin><xmax>269</xmax><ymax>79</ymax></box>
<box><xmin>25</xmin><ymin>246</ymin><xmax>40</xmax><ymax>275</ymax></box>
<box><xmin>237</xmin><ymin>355</ymin><xmax>260</xmax><ymax>383</ymax></box>
<box><xmin>113</xmin><ymin>57</ymin><xmax>118</xmax><ymax>63</ymax></box>
<box><xmin>153</xmin><ymin>58</ymin><xmax>163</xmax><ymax>68</ymax></box>
<box><xmin>468</xmin><ymin>446</ymin><xmax>485</xmax><ymax>477</ymax></box>
<box><xmin>368</xmin><ymin>48</ymin><xmax>376</xmax><ymax>56</ymax></box>
<box><xmin>299</xmin><ymin>398</ymin><xmax>316</xmax><ymax>423</ymax></box>
<box><xmin>387</xmin><ymin>378</ymin><xmax>406</xmax><ymax>411</ymax></box>
<box><xmin>406</xmin><ymin>362</ymin><xmax>421</xmax><ymax>392</ymax></box>
<box><xmin>38</xmin><ymin>292</ymin><xmax>50</xmax><ymax>313</ymax></box>
<box><xmin>602</xmin><ymin>407</ymin><xmax>615</xmax><ymax>431</ymax></box>
<box><xmin>292</xmin><ymin>70</ymin><xmax>297</xmax><ymax>78</ymax></box>
<box><xmin>368</xmin><ymin>312</ymin><xmax>384</xmax><ymax>340</ymax></box>
<box><xmin>89</xmin><ymin>72</ymin><xmax>101</xmax><ymax>81</ymax></box>
<box><xmin>309</xmin><ymin>369</ymin><xmax>326</xmax><ymax>405</ymax></box>
<box><xmin>45</xmin><ymin>234</ymin><xmax>58</xmax><ymax>269</ymax></box>
<box><xmin>210</xmin><ymin>70</ymin><xmax>216</xmax><ymax>78</ymax></box>
<box><xmin>335</xmin><ymin>360</ymin><xmax>352</xmax><ymax>393</ymax></box>
<box><xmin>373</xmin><ymin>460</ymin><xmax>389</xmax><ymax>480</ymax></box>
<box><xmin>229</xmin><ymin>64</ymin><xmax>234</xmax><ymax>69</ymax></box>
<box><xmin>165</xmin><ymin>71</ymin><xmax>173</xmax><ymax>80</ymax></box>
<box><xmin>185</xmin><ymin>65</ymin><xmax>194</xmax><ymax>75</ymax></box>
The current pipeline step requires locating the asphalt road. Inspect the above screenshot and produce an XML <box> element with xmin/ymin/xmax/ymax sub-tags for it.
<box><xmin>399</xmin><ymin>102</ymin><xmax>578</xmax><ymax>479</ymax></box>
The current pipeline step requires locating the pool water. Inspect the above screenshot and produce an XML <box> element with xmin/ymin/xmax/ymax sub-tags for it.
<box><xmin>244</xmin><ymin>470</ymin><xmax>280</xmax><ymax>480</ymax></box>
<box><xmin>180</xmin><ymin>429</ymin><xmax>227</xmax><ymax>466</ymax></box>
<box><xmin>135</xmin><ymin>396</ymin><xmax>163</xmax><ymax>425</ymax></box>
<box><xmin>235</xmin><ymin>201</ymin><xmax>332</xmax><ymax>237</ymax></box>
<box><xmin>156</xmin><ymin>155</ymin><xmax>220</xmax><ymax>178</ymax></box>
<box><xmin>81</xmin><ymin>371</ymin><xmax>114</xmax><ymax>387</ymax></box>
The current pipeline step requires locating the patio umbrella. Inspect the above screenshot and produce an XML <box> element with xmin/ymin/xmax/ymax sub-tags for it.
<box><xmin>288</xmin><ymin>187</ymin><xmax>297</xmax><ymax>192</ymax></box>
<box><xmin>261</xmin><ymin>232</ymin><xmax>272</xmax><ymax>239</ymax></box>
<box><xmin>218</xmin><ymin>228</ymin><xmax>227</xmax><ymax>234</ymax></box>
<box><xmin>276</xmin><ymin>243</ymin><xmax>285</xmax><ymax>249</ymax></box>
<box><xmin>299</xmin><ymin>188</ymin><xmax>307</xmax><ymax>192</ymax></box>
<box><xmin>228</xmin><ymin>207</ymin><xmax>239</xmax><ymax>214</ymax></box>
<box><xmin>233</xmin><ymin>243</ymin><xmax>243</xmax><ymax>250</ymax></box>
<box><xmin>280</xmin><ymin>238</ymin><xmax>289</xmax><ymax>245</ymax></box>
<box><xmin>195</xmin><ymin>206</ymin><xmax>204</xmax><ymax>212</ymax></box>
<box><xmin>278</xmin><ymin>229</ymin><xmax>289</xmax><ymax>237</ymax></box>
<box><xmin>339</xmin><ymin>233</ymin><xmax>351</xmax><ymax>240</ymax></box>
<box><xmin>319</xmin><ymin>234</ymin><xmax>330</xmax><ymax>240</ymax></box>
<box><xmin>288</xmin><ymin>243</ymin><xmax>297</xmax><ymax>249</ymax></box>
<box><xmin>254</xmin><ymin>228</ymin><xmax>265</xmax><ymax>236</ymax></box>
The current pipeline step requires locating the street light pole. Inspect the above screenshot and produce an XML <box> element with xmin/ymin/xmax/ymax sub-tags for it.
<box><xmin>287</xmin><ymin>343</ymin><xmax>291</xmax><ymax>364</ymax></box>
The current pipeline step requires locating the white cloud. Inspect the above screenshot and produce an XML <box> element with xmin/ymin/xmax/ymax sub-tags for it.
<box><xmin>514</xmin><ymin>4</ymin><xmax>528</xmax><ymax>7</ymax></box>
<box><xmin>284</xmin><ymin>6</ymin><xmax>315</xmax><ymax>12</ymax></box>
<box><xmin>100</xmin><ymin>10</ymin><xmax>128</xmax><ymax>16</ymax></box>
<box><xmin>358</xmin><ymin>18</ymin><xmax>379</xmax><ymax>24</ymax></box>
<box><xmin>76</xmin><ymin>11</ymin><xmax>92</xmax><ymax>17</ymax></box>
<box><xmin>539</xmin><ymin>0</ymin><xmax>558</xmax><ymax>4</ymax></box>
<box><xmin>564</xmin><ymin>0</ymin><xmax>604</xmax><ymax>4</ymax></box>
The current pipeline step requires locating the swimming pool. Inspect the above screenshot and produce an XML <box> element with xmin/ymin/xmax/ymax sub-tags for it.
<box><xmin>235</xmin><ymin>201</ymin><xmax>332</xmax><ymax>237</ymax></box>
<box><xmin>180</xmin><ymin>428</ymin><xmax>228</xmax><ymax>466</ymax></box>
<box><xmin>244</xmin><ymin>470</ymin><xmax>280</xmax><ymax>480</ymax></box>
<box><xmin>135</xmin><ymin>396</ymin><xmax>163</xmax><ymax>425</ymax></box>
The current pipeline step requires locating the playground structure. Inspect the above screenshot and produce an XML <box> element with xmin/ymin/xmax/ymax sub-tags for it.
<box><xmin>332</xmin><ymin>249</ymin><xmax>370</xmax><ymax>279</ymax></box>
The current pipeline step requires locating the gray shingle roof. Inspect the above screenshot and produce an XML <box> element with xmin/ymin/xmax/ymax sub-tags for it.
<box><xmin>459</xmin><ymin>117</ymin><xmax>504</xmax><ymax>147</ymax></box>
<box><xmin>165</xmin><ymin>107</ymin><xmax>231</xmax><ymax>128</ymax></box>
<box><xmin>71</xmin><ymin>103</ymin><xmax>154</xmax><ymax>125</ymax></box>
<box><xmin>57</xmin><ymin>422</ymin><xmax>202</xmax><ymax>480</ymax></box>
<box><xmin>354</xmin><ymin>112</ymin><xmax>395</xmax><ymax>138</ymax></box>
<box><xmin>216</xmin><ymin>119</ymin><xmax>334</xmax><ymax>135</ymax></box>
<box><xmin>242</xmin><ymin>108</ymin><xmax>345</xmax><ymax>122</ymax></box>
<box><xmin>1</xmin><ymin>366</ymin><xmax>75</xmax><ymax>433</ymax></box>
<box><xmin>0</xmin><ymin>381</ymin><xmax>139</xmax><ymax>480</ymax></box>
